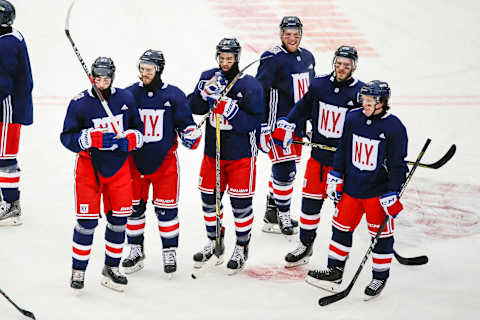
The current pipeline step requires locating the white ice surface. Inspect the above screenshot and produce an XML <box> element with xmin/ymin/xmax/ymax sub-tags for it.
<box><xmin>1</xmin><ymin>0</ymin><xmax>479</xmax><ymax>319</ymax></box>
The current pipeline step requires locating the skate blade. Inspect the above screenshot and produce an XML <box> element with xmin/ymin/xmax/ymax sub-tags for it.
<box><xmin>285</xmin><ymin>257</ymin><xmax>310</xmax><ymax>268</ymax></box>
<box><xmin>305</xmin><ymin>276</ymin><xmax>340</xmax><ymax>293</ymax></box>
<box><xmin>363</xmin><ymin>293</ymin><xmax>381</xmax><ymax>301</ymax></box>
<box><xmin>165</xmin><ymin>271</ymin><xmax>176</xmax><ymax>280</ymax></box>
<box><xmin>191</xmin><ymin>256</ymin><xmax>224</xmax><ymax>278</ymax></box>
<box><xmin>0</xmin><ymin>216</ymin><xmax>22</xmax><ymax>227</ymax></box>
<box><xmin>226</xmin><ymin>265</ymin><xmax>245</xmax><ymax>276</ymax></box>
<box><xmin>101</xmin><ymin>277</ymin><xmax>126</xmax><ymax>292</ymax></box>
<box><xmin>122</xmin><ymin>261</ymin><xmax>144</xmax><ymax>274</ymax></box>
<box><xmin>262</xmin><ymin>223</ymin><xmax>281</xmax><ymax>234</ymax></box>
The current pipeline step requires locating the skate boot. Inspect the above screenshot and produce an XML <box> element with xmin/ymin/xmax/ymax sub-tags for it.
<box><xmin>262</xmin><ymin>196</ymin><xmax>298</xmax><ymax>233</ymax></box>
<box><xmin>163</xmin><ymin>248</ymin><xmax>177</xmax><ymax>276</ymax></box>
<box><xmin>305</xmin><ymin>266</ymin><xmax>344</xmax><ymax>292</ymax></box>
<box><xmin>227</xmin><ymin>243</ymin><xmax>249</xmax><ymax>275</ymax></box>
<box><xmin>0</xmin><ymin>200</ymin><xmax>21</xmax><ymax>226</ymax></box>
<box><xmin>364</xmin><ymin>278</ymin><xmax>387</xmax><ymax>300</ymax></box>
<box><xmin>193</xmin><ymin>232</ymin><xmax>225</xmax><ymax>269</ymax></box>
<box><xmin>121</xmin><ymin>244</ymin><xmax>145</xmax><ymax>274</ymax></box>
<box><xmin>101</xmin><ymin>265</ymin><xmax>128</xmax><ymax>292</ymax></box>
<box><xmin>70</xmin><ymin>269</ymin><xmax>85</xmax><ymax>290</ymax></box>
<box><xmin>285</xmin><ymin>241</ymin><xmax>313</xmax><ymax>268</ymax></box>
<box><xmin>277</xmin><ymin>210</ymin><xmax>295</xmax><ymax>236</ymax></box>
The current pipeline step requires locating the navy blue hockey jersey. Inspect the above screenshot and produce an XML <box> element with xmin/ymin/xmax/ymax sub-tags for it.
<box><xmin>60</xmin><ymin>88</ymin><xmax>143</xmax><ymax>178</ymax></box>
<box><xmin>188</xmin><ymin>68</ymin><xmax>264</xmax><ymax>160</ymax></box>
<box><xmin>287</xmin><ymin>73</ymin><xmax>364</xmax><ymax>166</ymax></box>
<box><xmin>0</xmin><ymin>28</ymin><xmax>33</xmax><ymax>125</ymax></box>
<box><xmin>255</xmin><ymin>45</ymin><xmax>315</xmax><ymax>137</ymax></box>
<box><xmin>125</xmin><ymin>82</ymin><xmax>196</xmax><ymax>175</ymax></box>
<box><xmin>333</xmin><ymin>108</ymin><xmax>409</xmax><ymax>198</ymax></box>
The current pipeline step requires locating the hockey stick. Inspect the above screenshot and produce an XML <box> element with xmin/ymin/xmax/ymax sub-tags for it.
<box><xmin>292</xmin><ymin>140</ymin><xmax>456</xmax><ymax>169</ymax></box>
<box><xmin>318</xmin><ymin>138</ymin><xmax>431</xmax><ymax>306</ymax></box>
<box><xmin>65</xmin><ymin>1</ymin><xmax>123</xmax><ymax>136</ymax></box>
<box><xmin>214</xmin><ymin>112</ymin><xmax>222</xmax><ymax>257</ymax></box>
<box><xmin>0</xmin><ymin>288</ymin><xmax>36</xmax><ymax>319</ymax></box>
<box><xmin>196</xmin><ymin>55</ymin><xmax>272</xmax><ymax>129</ymax></box>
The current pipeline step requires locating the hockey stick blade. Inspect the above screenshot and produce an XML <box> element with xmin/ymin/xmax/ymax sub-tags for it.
<box><xmin>319</xmin><ymin>289</ymin><xmax>350</xmax><ymax>306</ymax></box>
<box><xmin>406</xmin><ymin>144</ymin><xmax>456</xmax><ymax>169</ymax></box>
<box><xmin>394</xmin><ymin>250</ymin><xmax>428</xmax><ymax>266</ymax></box>
<box><xmin>0</xmin><ymin>288</ymin><xmax>36</xmax><ymax>319</ymax></box>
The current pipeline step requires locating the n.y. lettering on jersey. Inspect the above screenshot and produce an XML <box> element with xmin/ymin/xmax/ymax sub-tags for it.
<box><xmin>352</xmin><ymin>134</ymin><xmax>380</xmax><ymax>171</ymax></box>
<box><xmin>92</xmin><ymin>114</ymin><xmax>124</xmax><ymax>134</ymax></box>
<box><xmin>139</xmin><ymin>109</ymin><xmax>165</xmax><ymax>143</ymax></box>
<box><xmin>292</xmin><ymin>72</ymin><xmax>310</xmax><ymax>103</ymax></box>
<box><xmin>318</xmin><ymin>102</ymin><xmax>348</xmax><ymax>138</ymax></box>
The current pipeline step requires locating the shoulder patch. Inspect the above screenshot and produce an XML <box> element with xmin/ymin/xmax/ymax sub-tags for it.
<box><xmin>267</xmin><ymin>46</ymin><xmax>283</xmax><ymax>55</ymax></box>
<box><xmin>72</xmin><ymin>92</ymin><xmax>85</xmax><ymax>101</ymax></box>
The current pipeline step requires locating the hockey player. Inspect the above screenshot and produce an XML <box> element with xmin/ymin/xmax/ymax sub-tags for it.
<box><xmin>122</xmin><ymin>49</ymin><xmax>201</xmax><ymax>276</ymax></box>
<box><xmin>255</xmin><ymin>16</ymin><xmax>315</xmax><ymax>235</ymax></box>
<box><xmin>0</xmin><ymin>0</ymin><xmax>33</xmax><ymax>226</ymax></box>
<box><xmin>273</xmin><ymin>46</ymin><xmax>364</xmax><ymax>267</ymax></box>
<box><xmin>188</xmin><ymin>38</ymin><xmax>264</xmax><ymax>274</ymax></box>
<box><xmin>306</xmin><ymin>80</ymin><xmax>408</xmax><ymax>299</ymax></box>
<box><xmin>60</xmin><ymin>57</ymin><xmax>144</xmax><ymax>292</ymax></box>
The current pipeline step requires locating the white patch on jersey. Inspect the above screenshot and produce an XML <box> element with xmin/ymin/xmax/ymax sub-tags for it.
<box><xmin>73</xmin><ymin>92</ymin><xmax>85</xmax><ymax>101</ymax></box>
<box><xmin>209</xmin><ymin>112</ymin><xmax>232</xmax><ymax>130</ymax></box>
<box><xmin>351</xmin><ymin>134</ymin><xmax>380</xmax><ymax>171</ymax></box>
<box><xmin>80</xmin><ymin>204</ymin><xmax>89</xmax><ymax>214</ymax></box>
<box><xmin>379</xmin><ymin>133</ymin><xmax>386</xmax><ymax>139</ymax></box>
<box><xmin>237</xmin><ymin>92</ymin><xmax>243</xmax><ymax>98</ymax></box>
<box><xmin>297</xmin><ymin>56</ymin><xmax>301</xmax><ymax>62</ymax></box>
<box><xmin>164</xmin><ymin>101</ymin><xmax>171</xmax><ymax>107</ymax></box>
<box><xmin>317</xmin><ymin>102</ymin><xmax>348</xmax><ymax>138</ymax></box>
<box><xmin>347</xmin><ymin>100</ymin><xmax>354</xmax><ymax>106</ymax></box>
<box><xmin>139</xmin><ymin>108</ymin><xmax>165</xmax><ymax>143</ymax></box>
<box><xmin>267</xmin><ymin>46</ymin><xmax>283</xmax><ymax>55</ymax></box>
<box><xmin>308</xmin><ymin>64</ymin><xmax>314</xmax><ymax>70</ymax></box>
<box><xmin>121</xmin><ymin>104</ymin><xmax>128</xmax><ymax>110</ymax></box>
<box><xmin>291</xmin><ymin>72</ymin><xmax>310</xmax><ymax>103</ymax></box>
<box><xmin>92</xmin><ymin>114</ymin><xmax>124</xmax><ymax>134</ymax></box>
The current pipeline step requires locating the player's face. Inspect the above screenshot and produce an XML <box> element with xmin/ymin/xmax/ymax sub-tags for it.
<box><xmin>281</xmin><ymin>28</ymin><xmax>302</xmax><ymax>53</ymax></box>
<box><xmin>139</xmin><ymin>63</ymin><xmax>156</xmax><ymax>85</ymax></box>
<box><xmin>94</xmin><ymin>76</ymin><xmax>112</xmax><ymax>90</ymax></box>
<box><xmin>362</xmin><ymin>95</ymin><xmax>384</xmax><ymax>117</ymax></box>
<box><xmin>218</xmin><ymin>53</ymin><xmax>236</xmax><ymax>72</ymax></box>
<box><xmin>334</xmin><ymin>57</ymin><xmax>355</xmax><ymax>82</ymax></box>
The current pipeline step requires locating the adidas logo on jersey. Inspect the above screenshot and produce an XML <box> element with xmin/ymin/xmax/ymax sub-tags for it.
<box><xmin>164</xmin><ymin>101</ymin><xmax>171</xmax><ymax>107</ymax></box>
<box><xmin>379</xmin><ymin>133</ymin><xmax>386</xmax><ymax>139</ymax></box>
<box><xmin>237</xmin><ymin>92</ymin><xmax>243</xmax><ymax>98</ymax></box>
<box><xmin>121</xmin><ymin>105</ymin><xmax>128</xmax><ymax>111</ymax></box>
<box><xmin>347</xmin><ymin>101</ymin><xmax>354</xmax><ymax>106</ymax></box>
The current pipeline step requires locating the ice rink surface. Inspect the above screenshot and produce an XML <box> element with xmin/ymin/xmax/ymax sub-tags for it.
<box><xmin>1</xmin><ymin>0</ymin><xmax>479</xmax><ymax>319</ymax></box>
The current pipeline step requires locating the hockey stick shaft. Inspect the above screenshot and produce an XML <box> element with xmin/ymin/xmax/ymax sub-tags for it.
<box><xmin>318</xmin><ymin>138</ymin><xmax>431</xmax><ymax>306</ymax></box>
<box><xmin>0</xmin><ymin>288</ymin><xmax>36</xmax><ymax>319</ymax></box>
<box><xmin>197</xmin><ymin>55</ymin><xmax>272</xmax><ymax>129</ymax></box>
<box><xmin>292</xmin><ymin>140</ymin><xmax>455</xmax><ymax>169</ymax></box>
<box><xmin>214</xmin><ymin>113</ymin><xmax>222</xmax><ymax>257</ymax></box>
<box><xmin>65</xmin><ymin>1</ymin><xmax>123</xmax><ymax>136</ymax></box>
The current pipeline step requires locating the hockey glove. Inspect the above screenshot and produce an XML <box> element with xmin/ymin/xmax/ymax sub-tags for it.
<box><xmin>116</xmin><ymin>129</ymin><xmax>143</xmax><ymax>152</ymax></box>
<box><xmin>200</xmin><ymin>72</ymin><xmax>227</xmax><ymax>101</ymax></box>
<box><xmin>179</xmin><ymin>125</ymin><xmax>202</xmax><ymax>150</ymax></box>
<box><xmin>326</xmin><ymin>170</ymin><xmax>344</xmax><ymax>202</ymax></box>
<box><xmin>380</xmin><ymin>192</ymin><xmax>403</xmax><ymax>218</ymax></box>
<box><xmin>78</xmin><ymin>128</ymin><xmax>116</xmax><ymax>150</ymax></box>
<box><xmin>259</xmin><ymin>123</ymin><xmax>272</xmax><ymax>153</ymax></box>
<box><xmin>209</xmin><ymin>96</ymin><xmax>239</xmax><ymax>121</ymax></box>
<box><xmin>272</xmin><ymin>118</ymin><xmax>296</xmax><ymax>150</ymax></box>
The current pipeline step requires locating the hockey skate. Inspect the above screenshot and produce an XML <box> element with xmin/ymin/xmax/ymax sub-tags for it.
<box><xmin>227</xmin><ymin>243</ymin><xmax>249</xmax><ymax>275</ymax></box>
<box><xmin>70</xmin><ymin>269</ymin><xmax>85</xmax><ymax>290</ymax></box>
<box><xmin>193</xmin><ymin>236</ymin><xmax>225</xmax><ymax>269</ymax></box>
<box><xmin>363</xmin><ymin>278</ymin><xmax>387</xmax><ymax>301</ymax></box>
<box><xmin>305</xmin><ymin>266</ymin><xmax>344</xmax><ymax>292</ymax></box>
<box><xmin>101</xmin><ymin>265</ymin><xmax>128</xmax><ymax>292</ymax></box>
<box><xmin>261</xmin><ymin>197</ymin><xmax>298</xmax><ymax>234</ymax></box>
<box><xmin>285</xmin><ymin>241</ymin><xmax>313</xmax><ymax>268</ymax></box>
<box><xmin>162</xmin><ymin>248</ymin><xmax>177</xmax><ymax>277</ymax></box>
<box><xmin>0</xmin><ymin>200</ymin><xmax>22</xmax><ymax>227</ymax></box>
<box><xmin>121</xmin><ymin>244</ymin><xmax>145</xmax><ymax>274</ymax></box>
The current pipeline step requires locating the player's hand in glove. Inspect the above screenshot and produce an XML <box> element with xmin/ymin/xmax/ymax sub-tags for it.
<box><xmin>208</xmin><ymin>96</ymin><xmax>239</xmax><ymax>121</ymax></box>
<box><xmin>326</xmin><ymin>170</ymin><xmax>344</xmax><ymax>202</ymax></box>
<box><xmin>258</xmin><ymin>123</ymin><xmax>272</xmax><ymax>153</ymax></box>
<box><xmin>272</xmin><ymin>118</ymin><xmax>296</xmax><ymax>150</ymax></box>
<box><xmin>200</xmin><ymin>72</ymin><xmax>227</xmax><ymax>101</ymax></box>
<box><xmin>179</xmin><ymin>125</ymin><xmax>202</xmax><ymax>150</ymax></box>
<box><xmin>78</xmin><ymin>128</ymin><xmax>116</xmax><ymax>150</ymax></box>
<box><xmin>116</xmin><ymin>129</ymin><xmax>143</xmax><ymax>152</ymax></box>
<box><xmin>380</xmin><ymin>192</ymin><xmax>403</xmax><ymax>218</ymax></box>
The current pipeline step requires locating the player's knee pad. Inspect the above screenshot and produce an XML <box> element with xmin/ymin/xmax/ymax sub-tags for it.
<box><xmin>0</xmin><ymin>159</ymin><xmax>18</xmax><ymax>171</ymax></box>
<box><xmin>230</xmin><ymin>197</ymin><xmax>253</xmax><ymax>219</ymax></box>
<box><xmin>154</xmin><ymin>207</ymin><xmax>178</xmax><ymax>221</ymax></box>
<box><xmin>75</xmin><ymin>219</ymin><xmax>98</xmax><ymax>235</ymax></box>
<box><xmin>331</xmin><ymin>225</ymin><xmax>353</xmax><ymax>247</ymax></box>
<box><xmin>272</xmin><ymin>161</ymin><xmax>296</xmax><ymax>183</ymax></box>
<box><xmin>301</xmin><ymin>198</ymin><xmax>324</xmax><ymax>215</ymax></box>
<box><xmin>131</xmin><ymin>200</ymin><xmax>147</xmax><ymax>218</ymax></box>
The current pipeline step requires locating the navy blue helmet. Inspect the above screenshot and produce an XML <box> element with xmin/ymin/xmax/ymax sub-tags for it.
<box><xmin>360</xmin><ymin>80</ymin><xmax>391</xmax><ymax>104</ymax></box>
<box><xmin>91</xmin><ymin>57</ymin><xmax>116</xmax><ymax>80</ymax></box>
<box><xmin>279</xmin><ymin>16</ymin><xmax>303</xmax><ymax>34</ymax></box>
<box><xmin>335</xmin><ymin>46</ymin><xmax>358</xmax><ymax>63</ymax></box>
<box><xmin>216</xmin><ymin>38</ymin><xmax>241</xmax><ymax>62</ymax></box>
<box><xmin>0</xmin><ymin>0</ymin><xmax>15</xmax><ymax>27</ymax></box>
<box><xmin>139</xmin><ymin>49</ymin><xmax>165</xmax><ymax>73</ymax></box>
